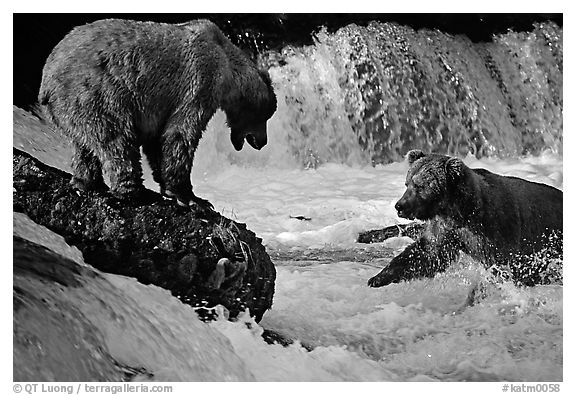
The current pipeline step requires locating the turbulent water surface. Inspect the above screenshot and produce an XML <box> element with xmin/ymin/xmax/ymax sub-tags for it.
<box><xmin>13</xmin><ymin>20</ymin><xmax>562</xmax><ymax>382</ymax></box>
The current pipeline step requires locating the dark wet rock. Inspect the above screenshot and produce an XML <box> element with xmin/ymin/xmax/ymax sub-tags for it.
<box><xmin>261</xmin><ymin>328</ymin><xmax>314</xmax><ymax>352</ymax></box>
<box><xmin>13</xmin><ymin>148</ymin><xmax>276</xmax><ymax>322</ymax></box>
<box><xmin>357</xmin><ymin>222</ymin><xmax>424</xmax><ymax>243</ymax></box>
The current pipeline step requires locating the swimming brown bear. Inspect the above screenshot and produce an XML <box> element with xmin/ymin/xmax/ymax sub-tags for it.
<box><xmin>368</xmin><ymin>150</ymin><xmax>563</xmax><ymax>287</ymax></box>
<box><xmin>38</xmin><ymin>19</ymin><xmax>277</xmax><ymax>208</ymax></box>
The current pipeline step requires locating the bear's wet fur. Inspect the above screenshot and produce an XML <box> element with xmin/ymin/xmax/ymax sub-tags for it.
<box><xmin>38</xmin><ymin>19</ymin><xmax>277</xmax><ymax>208</ymax></box>
<box><xmin>368</xmin><ymin>150</ymin><xmax>563</xmax><ymax>287</ymax></box>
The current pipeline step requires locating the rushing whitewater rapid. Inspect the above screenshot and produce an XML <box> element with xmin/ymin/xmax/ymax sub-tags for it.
<box><xmin>13</xmin><ymin>19</ymin><xmax>562</xmax><ymax>381</ymax></box>
<box><xmin>15</xmin><ymin>149</ymin><xmax>563</xmax><ymax>381</ymax></box>
<box><xmin>190</xmin><ymin>129</ymin><xmax>563</xmax><ymax>382</ymax></box>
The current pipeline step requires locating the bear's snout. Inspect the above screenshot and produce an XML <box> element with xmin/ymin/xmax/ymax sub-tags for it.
<box><xmin>246</xmin><ymin>132</ymin><xmax>267</xmax><ymax>150</ymax></box>
<box><xmin>245</xmin><ymin>123</ymin><xmax>268</xmax><ymax>150</ymax></box>
<box><xmin>395</xmin><ymin>197</ymin><xmax>416</xmax><ymax>219</ymax></box>
<box><xmin>395</xmin><ymin>200</ymin><xmax>408</xmax><ymax>218</ymax></box>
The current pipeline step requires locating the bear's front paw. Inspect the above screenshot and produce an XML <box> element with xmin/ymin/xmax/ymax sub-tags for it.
<box><xmin>162</xmin><ymin>188</ymin><xmax>190</xmax><ymax>207</ymax></box>
<box><xmin>162</xmin><ymin>188</ymin><xmax>215</xmax><ymax>211</ymax></box>
<box><xmin>190</xmin><ymin>194</ymin><xmax>215</xmax><ymax>211</ymax></box>
<box><xmin>367</xmin><ymin>267</ymin><xmax>399</xmax><ymax>288</ymax></box>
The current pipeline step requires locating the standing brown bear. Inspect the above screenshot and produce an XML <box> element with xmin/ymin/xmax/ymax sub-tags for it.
<box><xmin>368</xmin><ymin>150</ymin><xmax>563</xmax><ymax>287</ymax></box>
<box><xmin>38</xmin><ymin>19</ymin><xmax>277</xmax><ymax>208</ymax></box>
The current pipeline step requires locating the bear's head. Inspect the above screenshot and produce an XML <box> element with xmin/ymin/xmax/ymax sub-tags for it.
<box><xmin>227</xmin><ymin>69</ymin><xmax>277</xmax><ymax>152</ymax></box>
<box><xmin>394</xmin><ymin>149</ymin><xmax>466</xmax><ymax>221</ymax></box>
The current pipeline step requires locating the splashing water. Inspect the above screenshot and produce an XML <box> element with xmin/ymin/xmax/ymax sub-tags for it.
<box><xmin>192</xmin><ymin>21</ymin><xmax>562</xmax><ymax>171</ymax></box>
<box><xmin>15</xmin><ymin>147</ymin><xmax>564</xmax><ymax>381</ymax></box>
<box><xmin>189</xmin><ymin>21</ymin><xmax>563</xmax><ymax>381</ymax></box>
<box><xmin>14</xmin><ymin>20</ymin><xmax>563</xmax><ymax>382</ymax></box>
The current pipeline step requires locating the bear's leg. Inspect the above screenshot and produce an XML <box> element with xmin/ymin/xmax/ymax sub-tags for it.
<box><xmin>70</xmin><ymin>143</ymin><xmax>107</xmax><ymax>192</ymax></box>
<box><xmin>98</xmin><ymin>137</ymin><xmax>143</xmax><ymax>198</ymax></box>
<box><xmin>159</xmin><ymin>128</ymin><xmax>213</xmax><ymax>210</ymax></box>
<box><xmin>368</xmin><ymin>231</ymin><xmax>463</xmax><ymax>287</ymax></box>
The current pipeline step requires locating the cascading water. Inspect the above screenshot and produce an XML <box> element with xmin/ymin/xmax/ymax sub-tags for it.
<box><xmin>187</xmin><ymin>20</ymin><xmax>564</xmax><ymax>382</ymax></box>
<box><xmin>274</xmin><ymin>20</ymin><xmax>563</xmax><ymax>165</ymax></box>
<box><xmin>14</xmin><ymin>18</ymin><xmax>563</xmax><ymax>382</ymax></box>
<box><xmin>194</xmin><ymin>21</ymin><xmax>562</xmax><ymax>172</ymax></box>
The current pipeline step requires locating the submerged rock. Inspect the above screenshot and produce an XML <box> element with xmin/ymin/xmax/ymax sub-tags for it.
<box><xmin>13</xmin><ymin>148</ymin><xmax>276</xmax><ymax>322</ymax></box>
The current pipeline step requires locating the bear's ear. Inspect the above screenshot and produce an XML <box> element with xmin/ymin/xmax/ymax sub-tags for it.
<box><xmin>445</xmin><ymin>157</ymin><xmax>465</xmax><ymax>181</ymax></box>
<box><xmin>406</xmin><ymin>149</ymin><xmax>426</xmax><ymax>165</ymax></box>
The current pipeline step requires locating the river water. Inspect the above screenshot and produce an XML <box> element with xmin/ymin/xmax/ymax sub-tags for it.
<box><xmin>13</xmin><ymin>20</ymin><xmax>563</xmax><ymax>382</ymax></box>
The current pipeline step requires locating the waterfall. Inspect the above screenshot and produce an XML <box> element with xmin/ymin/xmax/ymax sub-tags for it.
<box><xmin>193</xmin><ymin>21</ymin><xmax>562</xmax><ymax>173</ymax></box>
